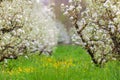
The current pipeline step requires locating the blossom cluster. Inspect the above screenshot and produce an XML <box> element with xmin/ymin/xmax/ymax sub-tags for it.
<box><xmin>61</xmin><ymin>0</ymin><xmax>82</xmax><ymax>21</ymax></box>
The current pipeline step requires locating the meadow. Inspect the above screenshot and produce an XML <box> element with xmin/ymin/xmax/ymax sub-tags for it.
<box><xmin>0</xmin><ymin>45</ymin><xmax>120</xmax><ymax>80</ymax></box>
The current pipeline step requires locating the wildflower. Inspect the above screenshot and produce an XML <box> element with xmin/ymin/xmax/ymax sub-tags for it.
<box><xmin>53</xmin><ymin>63</ymin><xmax>58</xmax><ymax>69</ymax></box>
<box><xmin>47</xmin><ymin>58</ymin><xmax>52</xmax><ymax>62</ymax></box>
<box><xmin>18</xmin><ymin>67</ymin><xmax>22</xmax><ymax>72</ymax></box>
<box><xmin>24</xmin><ymin>68</ymin><xmax>31</xmax><ymax>73</ymax></box>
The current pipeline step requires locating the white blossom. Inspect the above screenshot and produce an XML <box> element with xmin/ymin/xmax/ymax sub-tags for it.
<box><xmin>69</xmin><ymin>5</ymin><xmax>75</xmax><ymax>11</ymax></box>
<box><xmin>70</xmin><ymin>16</ymin><xmax>74</xmax><ymax>20</ymax></box>
<box><xmin>63</xmin><ymin>11</ymin><xmax>69</xmax><ymax>15</ymax></box>
<box><xmin>68</xmin><ymin>0</ymin><xmax>73</xmax><ymax>3</ymax></box>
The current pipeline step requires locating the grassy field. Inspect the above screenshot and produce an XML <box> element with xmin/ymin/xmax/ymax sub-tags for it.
<box><xmin>0</xmin><ymin>45</ymin><xmax>120</xmax><ymax>80</ymax></box>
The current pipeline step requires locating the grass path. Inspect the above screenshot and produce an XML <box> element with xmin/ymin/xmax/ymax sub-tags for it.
<box><xmin>0</xmin><ymin>45</ymin><xmax>120</xmax><ymax>80</ymax></box>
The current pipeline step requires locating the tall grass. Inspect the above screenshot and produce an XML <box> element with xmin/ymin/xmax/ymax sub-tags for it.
<box><xmin>0</xmin><ymin>45</ymin><xmax>120</xmax><ymax>80</ymax></box>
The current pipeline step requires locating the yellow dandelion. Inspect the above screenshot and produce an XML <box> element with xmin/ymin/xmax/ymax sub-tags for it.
<box><xmin>47</xmin><ymin>58</ymin><xmax>52</xmax><ymax>62</ymax></box>
<box><xmin>24</xmin><ymin>67</ymin><xmax>34</xmax><ymax>73</ymax></box>
<box><xmin>18</xmin><ymin>67</ymin><xmax>22</xmax><ymax>72</ymax></box>
<box><xmin>53</xmin><ymin>62</ymin><xmax>59</xmax><ymax>69</ymax></box>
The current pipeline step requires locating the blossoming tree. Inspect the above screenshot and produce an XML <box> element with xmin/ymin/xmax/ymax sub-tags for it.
<box><xmin>61</xmin><ymin>0</ymin><xmax>120</xmax><ymax>66</ymax></box>
<box><xmin>0</xmin><ymin>0</ymin><xmax>58</xmax><ymax>62</ymax></box>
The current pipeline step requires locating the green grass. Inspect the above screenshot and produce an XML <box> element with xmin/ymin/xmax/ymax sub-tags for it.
<box><xmin>0</xmin><ymin>45</ymin><xmax>120</xmax><ymax>80</ymax></box>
